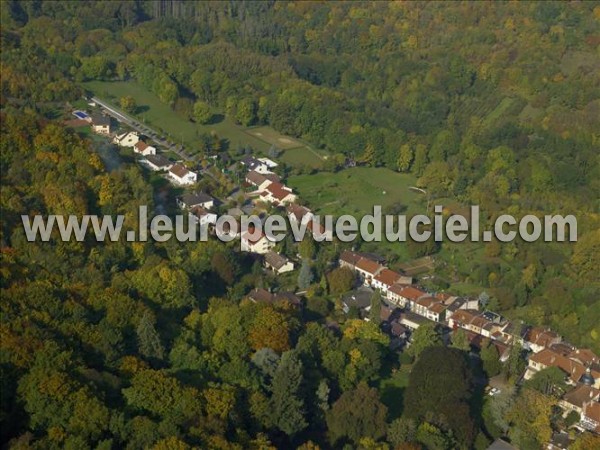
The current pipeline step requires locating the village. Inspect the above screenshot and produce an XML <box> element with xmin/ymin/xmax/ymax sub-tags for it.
<box><xmin>73</xmin><ymin>104</ymin><xmax>599</xmax><ymax>444</ymax></box>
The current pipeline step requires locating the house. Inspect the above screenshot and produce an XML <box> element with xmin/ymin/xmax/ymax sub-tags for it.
<box><xmin>144</xmin><ymin>154</ymin><xmax>173</xmax><ymax>171</ymax></box>
<box><xmin>241</xmin><ymin>230</ymin><xmax>275</xmax><ymax>254</ymax></box>
<box><xmin>399</xmin><ymin>311</ymin><xmax>433</xmax><ymax>331</ymax></box>
<box><xmin>486</xmin><ymin>439</ymin><xmax>519</xmax><ymax>450</ymax></box>
<box><xmin>387</xmin><ymin>285</ymin><xmax>427</xmax><ymax>308</ymax></box>
<box><xmin>169</xmin><ymin>164</ymin><xmax>198</xmax><ymax>186</ymax></box>
<box><xmin>287</xmin><ymin>204</ymin><xmax>314</xmax><ymax>224</ymax></box>
<box><xmin>525</xmin><ymin>348</ymin><xmax>600</xmax><ymax>388</ymax></box>
<box><xmin>247</xmin><ymin>288</ymin><xmax>302</xmax><ymax>307</ymax></box>
<box><xmin>91</xmin><ymin>114</ymin><xmax>111</xmax><ymax>134</ymax></box>
<box><xmin>390</xmin><ymin>321</ymin><xmax>408</xmax><ymax>339</ymax></box>
<box><xmin>448</xmin><ymin>309</ymin><xmax>480</xmax><ymax>331</ymax></box>
<box><xmin>559</xmin><ymin>384</ymin><xmax>600</xmax><ymax>417</ymax></box>
<box><xmin>177</xmin><ymin>192</ymin><xmax>215</xmax><ymax>210</ymax></box>
<box><xmin>354</xmin><ymin>258</ymin><xmax>384</xmax><ymax>286</ymax></box>
<box><xmin>342</xmin><ymin>286</ymin><xmax>374</xmax><ymax>317</ymax></box>
<box><xmin>113</xmin><ymin>131</ymin><xmax>140</xmax><ymax>147</ymax></box>
<box><xmin>260</xmin><ymin>182</ymin><xmax>297</xmax><ymax>205</ymax></box>
<box><xmin>372</xmin><ymin>269</ymin><xmax>403</xmax><ymax>293</ymax></box>
<box><xmin>189</xmin><ymin>207</ymin><xmax>217</xmax><ymax>227</ymax></box>
<box><xmin>427</xmin><ymin>302</ymin><xmax>449</xmax><ymax>322</ymax></box>
<box><xmin>133</xmin><ymin>141</ymin><xmax>157</xmax><ymax>156</ymax></box>
<box><xmin>526</xmin><ymin>327</ymin><xmax>562</xmax><ymax>353</ymax></box>
<box><xmin>264</xmin><ymin>251</ymin><xmax>294</xmax><ymax>274</ymax></box>
<box><xmin>246</xmin><ymin>170</ymin><xmax>279</xmax><ymax>190</ymax></box>
<box><xmin>241</xmin><ymin>156</ymin><xmax>271</xmax><ymax>174</ymax></box>
<box><xmin>339</xmin><ymin>250</ymin><xmax>364</xmax><ymax>270</ymax></box>
<box><xmin>581</xmin><ymin>399</ymin><xmax>600</xmax><ymax>433</ymax></box>
<box><xmin>257</xmin><ymin>157</ymin><xmax>278</xmax><ymax>169</ymax></box>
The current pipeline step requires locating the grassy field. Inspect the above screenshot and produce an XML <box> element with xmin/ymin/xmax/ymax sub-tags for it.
<box><xmin>379</xmin><ymin>366</ymin><xmax>410</xmax><ymax>420</ymax></box>
<box><xmin>82</xmin><ymin>81</ymin><xmax>271</xmax><ymax>154</ymax></box>
<box><xmin>279</xmin><ymin>146</ymin><xmax>324</xmax><ymax>168</ymax></box>
<box><xmin>288</xmin><ymin>167</ymin><xmax>423</xmax><ymax>217</ymax></box>
<box><xmin>246</xmin><ymin>125</ymin><xmax>303</xmax><ymax>150</ymax></box>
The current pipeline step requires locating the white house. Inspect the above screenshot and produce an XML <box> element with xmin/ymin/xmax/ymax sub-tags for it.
<box><xmin>189</xmin><ymin>207</ymin><xmax>217</xmax><ymax>228</ymax></box>
<box><xmin>354</xmin><ymin>258</ymin><xmax>384</xmax><ymax>286</ymax></box>
<box><xmin>91</xmin><ymin>114</ymin><xmax>111</xmax><ymax>135</ymax></box>
<box><xmin>264</xmin><ymin>251</ymin><xmax>294</xmax><ymax>274</ymax></box>
<box><xmin>258</xmin><ymin>157</ymin><xmax>278</xmax><ymax>169</ymax></box>
<box><xmin>169</xmin><ymin>164</ymin><xmax>198</xmax><ymax>186</ymax></box>
<box><xmin>144</xmin><ymin>154</ymin><xmax>173</xmax><ymax>172</ymax></box>
<box><xmin>113</xmin><ymin>131</ymin><xmax>140</xmax><ymax>147</ymax></box>
<box><xmin>134</xmin><ymin>141</ymin><xmax>157</xmax><ymax>156</ymax></box>
<box><xmin>245</xmin><ymin>170</ymin><xmax>279</xmax><ymax>191</ymax></box>
<box><xmin>387</xmin><ymin>285</ymin><xmax>426</xmax><ymax>308</ymax></box>
<box><xmin>241</xmin><ymin>230</ymin><xmax>275</xmax><ymax>254</ymax></box>
<box><xmin>371</xmin><ymin>268</ymin><xmax>403</xmax><ymax>294</ymax></box>
<box><xmin>177</xmin><ymin>192</ymin><xmax>215</xmax><ymax>210</ymax></box>
<box><xmin>241</xmin><ymin>156</ymin><xmax>272</xmax><ymax>174</ymax></box>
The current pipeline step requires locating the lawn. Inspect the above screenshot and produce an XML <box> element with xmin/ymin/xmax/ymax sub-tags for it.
<box><xmin>279</xmin><ymin>146</ymin><xmax>324</xmax><ymax>169</ymax></box>
<box><xmin>246</xmin><ymin>125</ymin><xmax>304</xmax><ymax>150</ymax></box>
<box><xmin>82</xmin><ymin>80</ymin><xmax>270</xmax><ymax>154</ymax></box>
<box><xmin>379</xmin><ymin>366</ymin><xmax>411</xmax><ymax>420</ymax></box>
<box><xmin>287</xmin><ymin>167</ymin><xmax>423</xmax><ymax>217</ymax></box>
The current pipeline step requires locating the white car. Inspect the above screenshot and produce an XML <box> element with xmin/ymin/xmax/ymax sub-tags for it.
<box><xmin>488</xmin><ymin>387</ymin><xmax>501</xmax><ymax>396</ymax></box>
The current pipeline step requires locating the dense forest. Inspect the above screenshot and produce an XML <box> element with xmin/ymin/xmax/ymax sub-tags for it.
<box><xmin>1</xmin><ymin>1</ymin><xmax>600</xmax><ymax>449</ymax></box>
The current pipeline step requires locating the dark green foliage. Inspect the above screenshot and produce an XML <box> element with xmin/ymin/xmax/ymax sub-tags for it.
<box><xmin>326</xmin><ymin>383</ymin><xmax>387</xmax><ymax>446</ymax></box>
<box><xmin>404</xmin><ymin>346</ymin><xmax>477</xmax><ymax>448</ymax></box>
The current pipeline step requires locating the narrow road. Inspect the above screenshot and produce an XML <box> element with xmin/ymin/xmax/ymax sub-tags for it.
<box><xmin>91</xmin><ymin>96</ymin><xmax>192</xmax><ymax>161</ymax></box>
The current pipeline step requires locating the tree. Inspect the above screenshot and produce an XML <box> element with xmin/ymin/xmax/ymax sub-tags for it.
<box><xmin>404</xmin><ymin>346</ymin><xmax>476</xmax><ymax>448</ymax></box>
<box><xmin>397</xmin><ymin>144</ymin><xmax>413</xmax><ymax>172</ymax></box>
<box><xmin>299</xmin><ymin>237</ymin><xmax>316</xmax><ymax>260</ymax></box>
<box><xmin>524</xmin><ymin>366</ymin><xmax>567</xmax><ymax>397</ymax></box>
<box><xmin>326</xmin><ymin>383</ymin><xmax>387</xmax><ymax>445</ymax></box>
<box><xmin>270</xmin><ymin>351</ymin><xmax>307</xmax><ymax>437</ymax></box>
<box><xmin>369</xmin><ymin>291</ymin><xmax>382</xmax><ymax>324</ymax></box>
<box><xmin>412</xmin><ymin>144</ymin><xmax>428</xmax><ymax>176</ymax></box>
<box><xmin>360</xmin><ymin>143</ymin><xmax>376</xmax><ymax>167</ymax></box>
<box><xmin>248</xmin><ymin>306</ymin><xmax>291</xmax><ymax>353</ymax></box>
<box><xmin>480</xmin><ymin>339</ymin><xmax>502</xmax><ymax>377</ymax></box>
<box><xmin>236</xmin><ymin>98</ymin><xmax>257</xmax><ymax>126</ymax></box>
<box><xmin>451</xmin><ymin>328</ymin><xmax>471</xmax><ymax>352</ymax></box>
<box><xmin>507</xmin><ymin>389</ymin><xmax>555</xmax><ymax>448</ymax></box>
<box><xmin>570</xmin><ymin>433</ymin><xmax>600</xmax><ymax>450</ymax></box>
<box><xmin>120</xmin><ymin>95</ymin><xmax>137</xmax><ymax>113</ymax></box>
<box><xmin>298</xmin><ymin>259</ymin><xmax>314</xmax><ymax>290</ymax></box>
<box><xmin>193</xmin><ymin>100</ymin><xmax>212</xmax><ymax>124</ymax></box>
<box><xmin>136</xmin><ymin>311</ymin><xmax>164</xmax><ymax>360</ymax></box>
<box><xmin>388</xmin><ymin>417</ymin><xmax>417</xmax><ymax>447</ymax></box>
<box><xmin>408</xmin><ymin>323</ymin><xmax>443</xmax><ymax>359</ymax></box>
<box><xmin>327</xmin><ymin>267</ymin><xmax>355</xmax><ymax>294</ymax></box>
<box><xmin>504</xmin><ymin>342</ymin><xmax>526</xmax><ymax>382</ymax></box>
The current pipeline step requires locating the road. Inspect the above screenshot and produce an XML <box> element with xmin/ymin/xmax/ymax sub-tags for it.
<box><xmin>91</xmin><ymin>96</ymin><xmax>192</xmax><ymax>161</ymax></box>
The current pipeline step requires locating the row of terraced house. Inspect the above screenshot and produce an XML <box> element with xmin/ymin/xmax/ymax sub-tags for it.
<box><xmin>338</xmin><ymin>249</ymin><xmax>600</xmax><ymax>435</ymax></box>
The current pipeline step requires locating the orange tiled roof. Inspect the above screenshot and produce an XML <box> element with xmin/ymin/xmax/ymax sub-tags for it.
<box><xmin>397</xmin><ymin>286</ymin><xmax>426</xmax><ymax>301</ymax></box>
<box><xmin>374</xmin><ymin>269</ymin><xmax>402</xmax><ymax>286</ymax></box>
<box><xmin>355</xmin><ymin>258</ymin><xmax>383</xmax><ymax>275</ymax></box>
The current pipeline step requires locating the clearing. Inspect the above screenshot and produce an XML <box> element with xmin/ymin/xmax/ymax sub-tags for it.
<box><xmin>82</xmin><ymin>80</ymin><xmax>270</xmax><ymax>154</ymax></box>
<box><xmin>287</xmin><ymin>167</ymin><xmax>423</xmax><ymax>217</ymax></box>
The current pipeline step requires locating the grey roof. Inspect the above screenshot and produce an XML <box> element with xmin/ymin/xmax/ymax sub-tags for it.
<box><xmin>446</xmin><ymin>297</ymin><xmax>466</xmax><ymax>312</ymax></box>
<box><xmin>342</xmin><ymin>286</ymin><xmax>374</xmax><ymax>310</ymax></box>
<box><xmin>264</xmin><ymin>251</ymin><xmax>290</xmax><ymax>270</ymax></box>
<box><xmin>179</xmin><ymin>192</ymin><xmax>214</xmax><ymax>207</ymax></box>
<box><xmin>92</xmin><ymin>114</ymin><xmax>110</xmax><ymax>126</ymax></box>
<box><xmin>145</xmin><ymin>154</ymin><xmax>171</xmax><ymax>168</ymax></box>
<box><xmin>248</xmin><ymin>288</ymin><xmax>302</xmax><ymax>307</ymax></box>
<box><xmin>486</xmin><ymin>439</ymin><xmax>518</xmax><ymax>450</ymax></box>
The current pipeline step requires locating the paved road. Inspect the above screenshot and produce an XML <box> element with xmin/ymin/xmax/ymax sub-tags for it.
<box><xmin>91</xmin><ymin>96</ymin><xmax>192</xmax><ymax>161</ymax></box>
